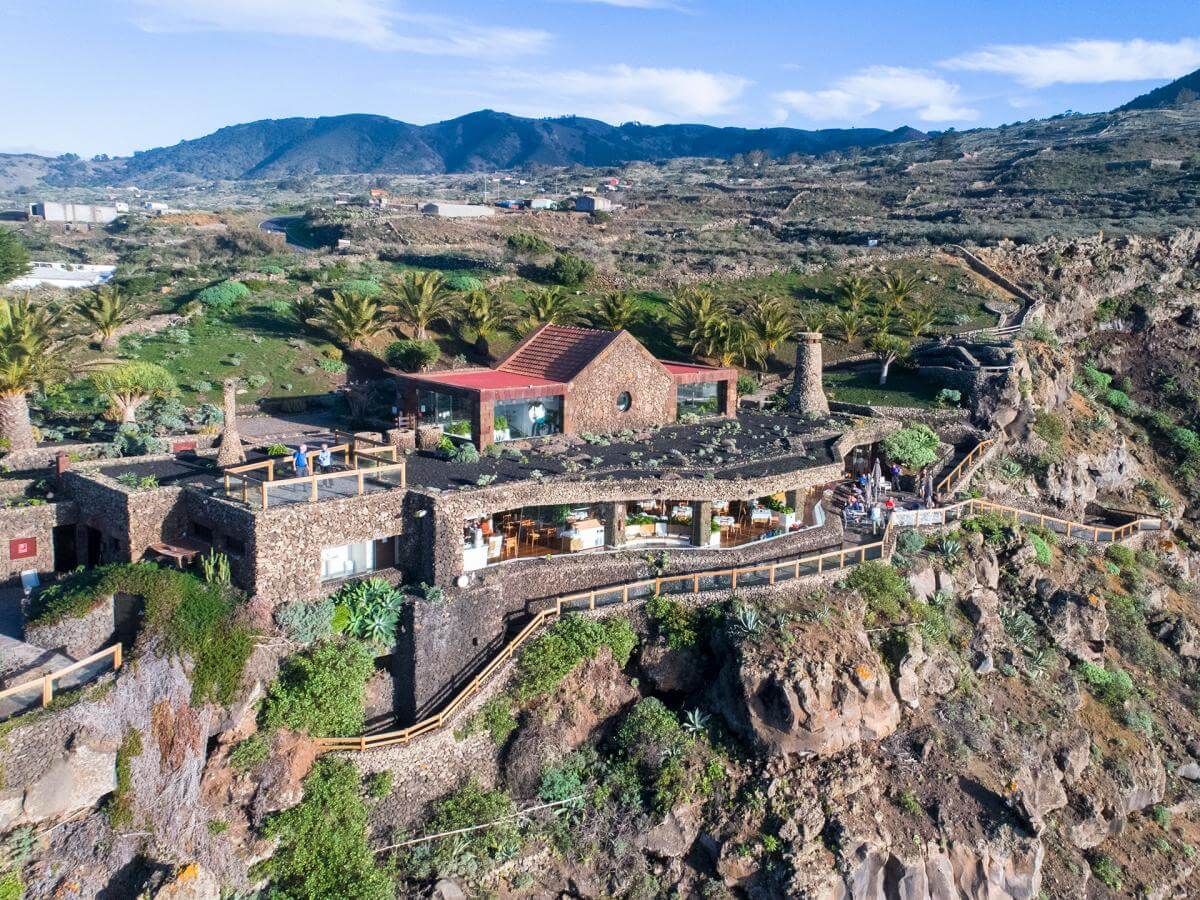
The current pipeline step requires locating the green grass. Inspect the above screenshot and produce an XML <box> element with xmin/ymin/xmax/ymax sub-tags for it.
<box><xmin>823</xmin><ymin>367</ymin><xmax>943</xmax><ymax>408</ymax></box>
<box><xmin>126</xmin><ymin>299</ymin><xmax>343</xmax><ymax>404</ymax></box>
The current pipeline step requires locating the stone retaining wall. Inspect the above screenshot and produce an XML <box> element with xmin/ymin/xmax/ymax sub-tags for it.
<box><xmin>1</xmin><ymin>502</ymin><xmax>77</xmax><ymax>587</ymax></box>
<box><xmin>24</xmin><ymin>595</ymin><xmax>114</xmax><ymax>659</ymax></box>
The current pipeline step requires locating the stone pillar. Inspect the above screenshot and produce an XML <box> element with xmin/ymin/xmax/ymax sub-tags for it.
<box><xmin>216</xmin><ymin>379</ymin><xmax>245</xmax><ymax>467</ymax></box>
<box><xmin>604</xmin><ymin>501</ymin><xmax>627</xmax><ymax>548</ymax></box>
<box><xmin>475</xmin><ymin>395</ymin><xmax>494</xmax><ymax>452</ymax></box>
<box><xmin>788</xmin><ymin>332</ymin><xmax>830</xmax><ymax>416</ymax></box>
<box><xmin>690</xmin><ymin>500</ymin><xmax>712</xmax><ymax>547</ymax></box>
<box><xmin>720</xmin><ymin>378</ymin><xmax>738</xmax><ymax>417</ymax></box>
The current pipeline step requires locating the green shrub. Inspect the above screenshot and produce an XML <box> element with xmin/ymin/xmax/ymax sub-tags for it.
<box><xmin>896</xmin><ymin>529</ymin><xmax>926</xmax><ymax>555</ymax></box>
<box><xmin>365</xmin><ymin>770</ymin><xmax>393</xmax><ymax>800</ymax></box>
<box><xmin>329</xmin><ymin>578</ymin><xmax>404</xmax><ymax>645</ymax></box>
<box><xmin>196</xmin><ymin>280</ymin><xmax>250</xmax><ymax>312</ymax></box>
<box><xmin>516</xmin><ymin>614</ymin><xmax>636</xmax><ymax>700</ymax></box>
<box><xmin>336</xmin><ymin>278</ymin><xmax>383</xmax><ymax>298</ymax></box>
<box><xmin>613</xmin><ymin>698</ymin><xmax>702</xmax><ymax>813</ymax></box>
<box><xmin>1105</xmin><ymin>389</ymin><xmax>1133</xmax><ymax>413</ymax></box>
<box><xmin>264</xmin><ymin>638</ymin><xmax>376</xmax><ymax>737</ymax></box>
<box><xmin>1082</xmin><ymin>365</ymin><xmax>1112</xmax><ymax>392</ymax></box>
<box><xmin>645</xmin><ymin>594</ymin><xmax>700</xmax><ymax>649</ymax></box>
<box><xmin>229</xmin><ymin>733</ymin><xmax>270</xmax><ymax>772</ymax></box>
<box><xmin>1169</xmin><ymin>426</ymin><xmax>1200</xmax><ymax>459</ymax></box>
<box><xmin>881</xmin><ymin>424</ymin><xmax>940</xmax><ymax>469</ymax></box>
<box><xmin>385</xmin><ymin>339</ymin><xmax>440</xmax><ymax>372</ymax></box>
<box><xmin>548</xmin><ymin>253</ymin><xmax>594</xmax><ymax>286</ymax></box>
<box><xmin>1027</xmin><ymin>532</ymin><xmax>1052</xmax><ymax>565</ymax></box>
<box><xmin>318</xmin><ymin>357</ymin><xmax>348</xmax><ymax>374</ymax></box>
<box><xmin>0</xmin><ymin>872</ymin><xmax>23</xmax><ymax>900</ymax></box>
<box><xmin>275</xmin><ymin>598</ymin><xmax>335</xmax><ymax>644</ymax></box>
<box><xmin>1032</xmin><ymin>412</ymin><xmax>1065</xmax><ymax>446</ymax></box>
<box><xmin>1088</xmin><ymin>853</ymin><xmax>1122</xmax><ymax>891</ymax></box>
<box><xmin>736</xmin><ymin>374</ymin><xmax>759</xmax><ymax>396</ymax></box>
<box><xmin>962</xmin><ymin>511</ymin><xmax>1017</xmax><ymax>545</ymax></box>
<box><xmin>465</xmin><ymin>695</ymin><xmax>518</xmax><ymax>745</ymax></box>
<box><xmin>262</xmin><ymin>759</ymin><xmax>394</xmax><ymax>900</ymax></box>
<box><xmin>507</xmin><ymin>232</ymin><xmax>554</xmax><ymax>255</ymax></box>
<box><xmin>401</xmin><ymin>780</ymin><xmax>521</xmax><ymax>881</ymax></box>
<box><xmin>444</xmin><ymin>273</ymin><xmax>483</xmax><ymax>292</ymax></box>
<box><xmin>846</xmin><ymin>561</ymin><xmax>910</xmax><ymax>622</ymax></box>
<box><xmin>1076</xmin><ymin>661</ymin><xmax>1135</xmax><ymax>708</ymax></box>
<box><xmin>1105</xmin><ymin>544</ymin><xmax>1137</xmax><ymax>570</ymax></box>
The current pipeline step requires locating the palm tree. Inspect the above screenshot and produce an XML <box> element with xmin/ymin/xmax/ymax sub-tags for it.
<box><xmin>830</xmin><ymin>308</ymin><xmax>868</xmax><ymax>344</ymax></box>
<box><xmin>523</xmin><ymin>287</ymin><xmax>580</xmax><ymax>330</ymax></box>
<box><xmin>454</xmin><ymin>290</ymin><xmax>519</xmax><ymax>359</ymax></box>
<box><xmin>902</xmin><ymin>299</ymin><xmax>938</xmax><ymax>338</ymax></box>
<box><xmin>289</xmin><ymin>295</ymin><xmax>322</xmax><ymax>333</ymax></box>
<box><xmin>880</xmin><ymin>271</ymin><xmax>920</xmax><ymax>311</ymax></box>
<box><xmin>0</xmin><ymin>297</ymin><xmax>70</xmax><ymax>452</ymax></box>
<box><xmin>669</xmin><ymin>287</ymin><xmax>729</xmax><ymax>360</ymax></box>
<box><xmin>836</xmin><ymin>274</ymin><xmax>871</xmax><ymax>311</ymax></box>
<box><xmin>868</xmin><ymin>333</ymin><xmax>911</xmax><ymax>385</ymax></box>
<box><xmin>76</xmin><ymin>286</ymin><xmax>134</xmax><ymax>350</ymax></box>
<box><xmin>319</xmin><ymin>291</ymin><xmax>388</xmax><ymax>350</ymax></box>
<box><xmin>387</xmin><ymin>270</ymin><xmax>452</xmax><ymax>340</ymax></box>
<box><xmin>591</xmin><ymin>291</ymin><xmax>641</xmax><ymax>331</ymax></box>
<box><xmin>710</xmin><ymin>317</ymin><xmax>763</xmax><ymax>367</ymax></box>
<box><xmin>795</xmin><ymin>302</ymin><xmax>830</xmax><ymax>334</ymax></box>
<box><xmin>89</xmin><ymin>361</ymin><xmax>176</xmax><ymax>423</ymax></box>
<box><xmin>748</xmin><ymin>296</ymin><xmax>794</xmax><ymax>362</ymax></box>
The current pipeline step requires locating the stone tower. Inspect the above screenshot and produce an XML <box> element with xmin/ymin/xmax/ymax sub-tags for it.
<box><xmin>216</xmin><ymin>378</ymin><xmax>245</xmax><ymax>467</ymax></box>
<box><xmin>787</xmin><ymin>331</ymin><xmax>830</xmax><ymax>416</ymax></box>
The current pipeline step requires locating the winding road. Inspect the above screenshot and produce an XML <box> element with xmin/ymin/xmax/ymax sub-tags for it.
<box><xmin>258</xmin><ymin>215</ymin><xmax>311</xmax><ymax>253</ymax></box>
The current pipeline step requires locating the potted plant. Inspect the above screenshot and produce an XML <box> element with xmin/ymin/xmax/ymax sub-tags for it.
<box><xmin>709</xmin><ymin>520</ymin><xmax>722</xmax><ymax>546</ymax></box>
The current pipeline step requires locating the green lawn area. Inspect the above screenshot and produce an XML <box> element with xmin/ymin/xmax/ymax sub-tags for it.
<box><xmin>126</xmin><ymin>298</ymin><xmax>344</xmax><ymax>405</ymax></box>
<box><xmin>823</xmin><ymin>366</ymin><xmax>944</xmax><ymax>409</ymax></box>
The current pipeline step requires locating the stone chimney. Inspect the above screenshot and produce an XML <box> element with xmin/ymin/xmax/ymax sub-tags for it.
<box><xmin>54</xmin><ymin>451</ymin><xmax>70</xmax><ymax>479</ymax></box>
<box><xmin>787</xmin><ymin>331</ymin><xmax>830</xmax><ymax>416</ymax></box>
<box><xmin>216</xmin><ymin>379</ymin><xmax>245</xmax><ymax>467</ymax></box>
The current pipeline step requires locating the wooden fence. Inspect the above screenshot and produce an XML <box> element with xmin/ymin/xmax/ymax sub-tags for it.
<box><xmin>315</xmin><ymin>536</ymin><xmax>888</xmax><ymax>752</ymax></box>
<box><xmin>0</xmin><ymin>644</ymin><xmax>123</xmax><ymax>721</ymax></box>
<box><xmin>936</xmin><ymin>438</ymin><xmax>996</xmax><ymax>496</ymax></box>
<box><xmin>891</xmin><ymin>497</ymin><xmax>1160</xmax><ymax>542</ymax></box>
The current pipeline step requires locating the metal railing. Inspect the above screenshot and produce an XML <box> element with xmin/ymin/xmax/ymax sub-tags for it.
<box><xmin>222</xmin><ymin>436</ymin><xmax>406</xmax><ymax>509</ymax></box>
<box><xmin>315</xmin><ymin>533</ymin><xmax>887</xmax><ymax>752</ymax></box>
<box><xmin>0</xmin><ymin>644</ymin><xmax>123</xmax><ymax>721</ymax></box>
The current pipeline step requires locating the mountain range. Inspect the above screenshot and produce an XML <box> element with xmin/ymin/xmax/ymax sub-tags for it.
<box><xmin>3</xmin><ymin>67</ymin><xmax>1199</xmax><ymax>189</ymax></box>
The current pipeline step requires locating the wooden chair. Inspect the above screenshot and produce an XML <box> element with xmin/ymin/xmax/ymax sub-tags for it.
<box><xmin>503</xmin><ymin>536</ymin><xmax>517</xmax><ymax>558</ymax></box>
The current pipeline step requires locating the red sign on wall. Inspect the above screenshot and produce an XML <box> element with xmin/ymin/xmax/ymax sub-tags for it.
<box><xmin>172</xmin><ymin>440</ymin><xmax>197</xmax><ymax>453</ymax></box>
<box><xmin>9</xmin><ymin>537</ymin><xmax>37</xmax><ymax>560</ymax></box>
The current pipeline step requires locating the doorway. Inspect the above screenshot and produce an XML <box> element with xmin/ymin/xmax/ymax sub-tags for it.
<box><xmin>52</xmin><ymin>525</ymin><xmax>78</xmax><ymax>572</ymax></box>
<box><xmin>85</xmin><ymin>527</ymin><xmax>102</xmax><ymax>567</ymax></box>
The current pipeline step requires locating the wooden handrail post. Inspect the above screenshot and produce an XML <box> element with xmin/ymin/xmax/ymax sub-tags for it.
<box><xmin>42</xmin><ymin>676</ymin><xmax>53</xmax><ymax>707</ymax></box>
<box><xmin>113</xmin><ymin>644</ymin><xmax>123</xmax><ymax>670</ymax></box>
<box><xmin>357</xmin><ymin>470</ymin><xmax>365</xmax><ymax>495</ymax></box>
<box><xmin>310</xmin><ymin>475</ymin><xmax>319</xmax><ymax>502</ymax></box>
<box><xmin>261</xmin><ymin>483</ymin><xmax>268</xmax><ymax>510</ymax></box>
<box><xmin>241</xmin><ymin>479</ymin><xmax>247</xmax><ymax>504</ymax></box>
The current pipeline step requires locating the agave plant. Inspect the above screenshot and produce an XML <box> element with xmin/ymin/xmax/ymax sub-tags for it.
<box><xmin>683</xmin><ymin>707</ymin><xmax>711</xmax><ymax>735</ymax></box>
<box><xmin>730</xmin><ymin>602</ymin><xmax>761</xmax><ymax>638</ymax></box>
<box><xmin>330</xmin><ymin>577</ymin><xmax>405</xmax><ymax>644</ymax></box>
<box><xmin>937</xmin><ymin>537</ymin><xmax>962</xmax><ymax>560</ymax></box>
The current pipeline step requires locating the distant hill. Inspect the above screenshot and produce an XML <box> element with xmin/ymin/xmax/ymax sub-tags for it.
<box><xmin>21</xmin><ymin>110</ymin><xmax>925</xmax><ymax>187</ymax></box>
<box><xmin>1119</xmin><ymin>67</ymin><xmax>1200</xmax><ymax>112</ymax></box>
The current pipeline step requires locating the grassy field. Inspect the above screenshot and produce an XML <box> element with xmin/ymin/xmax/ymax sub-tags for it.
<box><xmin>823</xmin><ymin>366</ymin><xmax>945</xmax><ymax>409</ymax></box>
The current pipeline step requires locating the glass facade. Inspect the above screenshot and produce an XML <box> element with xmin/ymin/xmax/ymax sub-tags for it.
<box><xmin>464</xmin><ymin>503</ymin><xmax>608</xmax><ymax>568</ymax></box>
<box><xmin>493</xmin><ymin>395</ymin><xmax>563</xmax><ymax>441</ymax></box>
<box><xmin>417</xmin><ymin>389</ymin><xmax>473</xmax><ymax>439</ymax></box>
<box><xmin>677</xmin><ymin>381</ymin><xmax>721</xmax><ymax>418</ymax></box>
<box><xmin>320</xmin><ymin>540</ymin><xmax>376</xmax><ymax>581</ymax></box>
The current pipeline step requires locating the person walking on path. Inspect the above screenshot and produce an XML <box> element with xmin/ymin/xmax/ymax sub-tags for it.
<box><xmin>317</xmin><ymin>443</ymin><xmax>333</xmax><ymax>474</ymax></box>
<box><xmin>870</xmin><ymin>502</ymin><xmax>883</xmax><ymax>535</ymax></box>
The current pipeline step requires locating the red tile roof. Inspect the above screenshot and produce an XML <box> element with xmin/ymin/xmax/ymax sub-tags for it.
<box><xmin>497</xmin><ymin>324</ymin><xmax>621</xmax><ymax>383</ymax></box>
<box><xmin>404</xmin><ymin>369</ymin><xmax>563</xmax><ymax>390</ymax></box>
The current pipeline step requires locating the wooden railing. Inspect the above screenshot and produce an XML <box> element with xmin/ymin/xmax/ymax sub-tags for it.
<box><xmin>936</xmin><ymin>438</ymin><xmax>996</xmax><ymax>496</ymax></box>
<box><xmin>891</xmin><ymin>497</ymin><xmax>1161</xmax><ymax>542</ymax></box>
<box><xmin>0</xmin><ymin>644</ymin><xmax>123</xmax><ymax>721</ymax></box>
<box><xmin>222</xmin><ymin>437</ymin><xmax>406</xmax><ymax>509</ymax></box>
<box><xmin>315</xmin><ymin>535</ymin><xmax>888</xmax><ymax>752</ymax></box>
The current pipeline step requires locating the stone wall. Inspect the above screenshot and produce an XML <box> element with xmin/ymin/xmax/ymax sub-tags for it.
<box><xmin>24</xmin><ymin>596</ymin><xmax>114</xmax><ymax>659</ymax></box>
<box><xmin>565</xmin><ymin>332</ymin><xmax>677</xmax><ymax>435</ymax></box>
<box><xmin>1</xmin><ymin>433</ymin><xmax>217</xmax><ymax>474</ymax></box>
<box><xmin>0</xmin><ymin>502</ymin><xmax>77</xmax><ymax>586</ymax></box>
<box><xmin>788</xmin><ymin>332</ymin><xmax>830</xmax><ymax>415</ymax></box>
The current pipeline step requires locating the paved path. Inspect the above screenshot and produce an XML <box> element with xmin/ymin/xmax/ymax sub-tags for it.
<box><xmin>259</xmin><ymin>216</ymin><xmax>313</xmax><ymax>253</ymax></box>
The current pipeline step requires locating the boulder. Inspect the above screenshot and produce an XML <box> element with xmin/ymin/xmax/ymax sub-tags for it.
<box><xmin>16</xmin><ymin>741</ymin><xmax>116</xmax><ymax>825</ymax></box>
<box><xmin>895</xmin><ymin>632</ymin><xmax>927</xmax><ymax>710</ymax></box>
<box><xmin>1053</xmin><ymin>728</ymin><xmax>1091</xmax><ymax>784</ymax></box>
<box><xmin>431</xmin><ymin>879</ymin><xmax>467</xmax><ymax>900</ymax></box>
<box><xmin>640</xmin><ymin>643</ymin><xmax>706</xmax><ymax>695</ymax></box>
<box><xmin>717</xmin><ymin>630</ymin><xmax>901</xmax><ymax>758</ymax></box>
<box><xmin>1045</xmin><ymin>589</ymin><xmax>1107</xmax><ymax>662</ymax></box>
<box><xmin>907</xmin><ymin>566</ymin><xmax>937</xmax><ymax>603</ymax></box>
<box><xmin>639</xmin><ymin>802</ymin><xmax>702</xmax><ymax>859</ymax></box>
<box><xmin>1013</xmin><ymin>755</ymin><xmax>1068</xmax><ymax>833</ymax></box>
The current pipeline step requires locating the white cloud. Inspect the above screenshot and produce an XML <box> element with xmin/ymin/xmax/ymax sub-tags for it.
<box><xmin>942</xmin><ymin>38</ymin><xmax>1200</xmax><ymax>88</ymax></box>
<box><xmin>491</xmin><ymin>64</ymin><xmax>750</xmax><ymax>123</ymax></box>
<box><xmin>127</xmin><ymin>0</ymin><xmax>551</xmax><ymax>57</ymax></box>
<box><xmin>774</xmin><ymin>67</ymin><xmax>977</xmax><ymax>123</ymax></box>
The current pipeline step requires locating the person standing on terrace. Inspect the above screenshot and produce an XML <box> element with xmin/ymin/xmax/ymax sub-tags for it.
<box><xmin>317</xmin><ymin>443</ymin><xmax>333</xmax><ymax>474</ymax></box>
<box><xmin>293</xmin><ymin>444</ymin><xmax>310</xmax><ymax>477</ymax></box>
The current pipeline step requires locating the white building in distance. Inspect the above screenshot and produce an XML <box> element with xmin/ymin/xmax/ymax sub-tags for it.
<box><xmin>27</xmin><ymin>201</ymin><xmax>125</xmax><ymax>224</ymax></box>
<box><xmin>419</xmin><ymin>201</ymin><xmax>495</xmax><ymax>218</ymax></box>
<box><xmin>8</xmin><ymin>261</ymin><xmax>117</xmax><ymax>290</ymax></box>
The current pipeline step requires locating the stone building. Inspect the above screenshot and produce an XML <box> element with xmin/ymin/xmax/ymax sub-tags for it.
<box><xmin>393</xmin><ymin>325</ymin><xmax>739</xmax><ymax>449</ymax></box>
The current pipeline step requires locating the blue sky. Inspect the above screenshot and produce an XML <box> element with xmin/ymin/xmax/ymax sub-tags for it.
<box><xmin>5</xmin><ymin>0</ymin><xmax>1200</xmax><ymax>156</ymax></box>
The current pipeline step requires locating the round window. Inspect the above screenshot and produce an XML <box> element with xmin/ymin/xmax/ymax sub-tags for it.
<box><xmin>616</xmin><ymin>391</ymin><xmax>632</xmax><ymax>412</ymax></box>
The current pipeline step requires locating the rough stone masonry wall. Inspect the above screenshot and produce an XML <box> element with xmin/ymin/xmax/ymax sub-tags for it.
<box><xmin>59</xmin><ymin>470</ymin><xmax>133</xmax><ymax>565</ymax></box>
<box><xmin>0</xmin><ymin>501</ymin><xmax>77</xmax><ymax>586</ymax></box>
<box><xmin>564</xmin><ymin>333</ymin><xmax>678</xmax><ymax>435</ymax></box>
<box><xmin>23</xmin><ymin>595</ymin><xmax>114</xmax><ymax>659</ymax></box>
<box><xmin>789</xmin><ymin>332</ymin><xmax>830</xmax><ymax>415</ymax></box>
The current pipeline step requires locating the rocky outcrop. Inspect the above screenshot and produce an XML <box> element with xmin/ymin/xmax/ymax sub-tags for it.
<box><xmin>0</xmin><ymin>738</ymin><xmax>116</xmax><ymax>828</ymax></box>
<box><xmin>716</xmin><ymin>627</ymin><xmax>901</xmax><ymax>758</ymax></box>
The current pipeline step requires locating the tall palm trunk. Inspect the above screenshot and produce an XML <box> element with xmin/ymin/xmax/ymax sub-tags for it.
<box><xmin>217</xmin><ymin>378</ymin><xmax>245</xmax><ymax>467</ymax></box>
<box><xmin>0</xmin><ymin>391</ymin><xmax>37</xmax><ymax>452</ymax></box>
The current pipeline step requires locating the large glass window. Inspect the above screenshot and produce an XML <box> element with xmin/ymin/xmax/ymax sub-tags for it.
<box><xmin>465</xmin><ymin>504</ymin><xmax>608</xmax><ymax>568</ymax></box>
<box><xmin>493</xmin><ymin>395</ymin><xmax>563</xmax><ymax>441</ymax></box>
<box><xmin>417</xmin><ymin>389</ymin><xmax>473</xmax><ymax>439</ymax></box>
<box><xmin>321</xmin><ymin>540</ymin><xmax>375</xmax><ymax>581</ymax></box>
<box><xmin>677</xmin><ymin>381</ymin><xmax>720</xmax><ymax>419</ymax></box>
